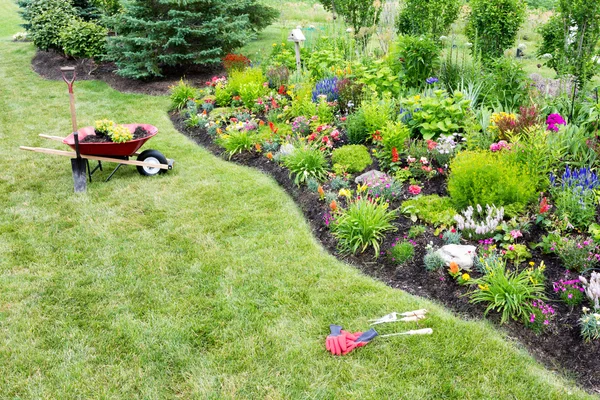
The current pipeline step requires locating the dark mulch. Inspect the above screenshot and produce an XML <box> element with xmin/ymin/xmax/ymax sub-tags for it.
<box><xmin>32</xmin><ymin>50</ymin><xmax>224</xmax><ymax>96</ymax></box>
<box><xmin>171</xmin><ymin>112</ymin><xmax>600</xmax><ymax>395</ymax></box>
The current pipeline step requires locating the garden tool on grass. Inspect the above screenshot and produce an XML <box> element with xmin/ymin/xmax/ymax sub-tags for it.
<box><xmin>369</xmin><ymin>309</ymin><xmax>428</xmax><ymax>325</ymax></box>
<box><xmin>61</xmin><ymin>66</ymin><xmax>87</xmax><ymax>193</ymax></box>
<box><xmin>326</xmin><ymin>325</ymin><xmax>433</xmax><ymax>356</ymax></box>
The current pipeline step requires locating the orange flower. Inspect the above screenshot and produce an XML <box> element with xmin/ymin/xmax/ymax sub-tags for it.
<box><xmin>330</xmin><ymin>200</ymin><xmax>338</xmax><ymax>212</ymax></box>
<box><xmin>449</xmin><ymin>262</ymin><xmax>459</xmax><ymax>275</ymax></box>
<box><xmin>317</xmin><ymin>185</ymin><xmax>325</xmax><ymax>199</ymax></box>
<box><xmin>259</xmin><ymin>120</ymin><xmax>265</xmax><ymax>126</ymax></box>
<box><xmin>266</xmin><ymin>152</ymin><xmax>273</xmax><ymax>160</ymax></box>
<box><xmin>255</xmin><ymin>143</ymin><xmax>262</xmax><ymax>152</ymax></box>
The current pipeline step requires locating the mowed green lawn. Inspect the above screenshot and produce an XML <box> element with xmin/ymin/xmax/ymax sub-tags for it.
<box><xmin>0</xmin><ymin>2</ymin><xmax>595</xmax><ymax>398</ymax></box>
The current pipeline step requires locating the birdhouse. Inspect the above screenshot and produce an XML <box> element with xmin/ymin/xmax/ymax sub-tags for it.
<box><xmin>287</xmin><ymin>28</ymin><xmax>306</xmax><ymax>43</ymax></box>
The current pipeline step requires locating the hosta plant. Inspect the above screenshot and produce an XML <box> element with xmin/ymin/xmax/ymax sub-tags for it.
<box><xmin>331</xmin><ymin>197</ymin><xmax>397</xmax><ymax>256</ymax></box>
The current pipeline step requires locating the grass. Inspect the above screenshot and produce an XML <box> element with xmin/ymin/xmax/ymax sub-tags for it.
<box><xmin>0</xmin><ymin>1</ymin><xmax>598</xmax><ymax>398</ymax></box>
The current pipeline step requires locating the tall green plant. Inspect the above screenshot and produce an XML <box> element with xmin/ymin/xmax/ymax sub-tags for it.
<box><xmin>105</xmin><ymin>0</ymin><xmax>277</xmax><ymax>79</ymax></box>
<box><xmin>317</xmin><ymin>0</ymin><xmax>382</xmax><ymax>35</ymax></box>
<box><xmin>397</xmin><ymin>0</ymin><xmax>461</xmax><ymax>39</ymax></box>
<box><xmin>537</xmin><ymin>1</ymin><xmax>600</xmax><ymax>87</ymax></box>
<box><xmin>389</xmin><ymin>35</ymin><xmax>440</xmax><ymax>89</ymax></box>
<box><xmin>466</xmin><ymin>0</ymin><xmax>526</xmax><ymax>64</ymax></box>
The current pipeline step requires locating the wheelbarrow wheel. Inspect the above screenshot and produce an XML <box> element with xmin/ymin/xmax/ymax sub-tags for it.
<box><xmin>137</xmin><ymin>149</ymin><xmax>168</xmax><ymax>176</ymax></box>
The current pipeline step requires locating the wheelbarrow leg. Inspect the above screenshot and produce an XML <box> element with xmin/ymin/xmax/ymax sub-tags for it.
<box><xmin>87</xmin><ymin>160</ymin><xmax>103</xmax><ymax>182</ymax></box>
<box><xmin>106</xmin><ymin>163</ymin><xmax>124</xmax><ymax>182</ymax></box>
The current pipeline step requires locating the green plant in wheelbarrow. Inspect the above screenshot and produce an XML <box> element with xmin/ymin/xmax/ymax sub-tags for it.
<box><xmin>331</xmin><ymin>197</ymin><xmax>397</xmax><ymax>257</ymax></box>
<box><xmin>283</xmin><ymin>147</ymin><xmax>330</xmax><ymax>186</ymax></box>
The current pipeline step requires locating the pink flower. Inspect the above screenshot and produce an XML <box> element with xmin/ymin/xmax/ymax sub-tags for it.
<box><xmin>407</xmin><ymin>156</ymin><xmax>416</xmax><ymax>163</ymax></box>
<box><xmin>408</xmin><ymin>185</ymin><xmax>422</xmax><ymax>195</ymax></box>
<box><xmin>543</xmin><ymin>320</ymin><xmax>549</xmax><ymax>325</ymax></box>
<box><xmin>510</xmin><ymin>230</ymin><xmax>522</xmax><ymax>239</ymax></box>
<box><xmin>420</xmin><ymin>157</ymin><xmax>428</xmax><ymax>164</ymax></box>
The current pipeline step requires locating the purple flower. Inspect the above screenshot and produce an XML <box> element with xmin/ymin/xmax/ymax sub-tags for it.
<box><xmin>546</xmin><ymin>113</ymin><xmax>566</xmax><ymax>131</ymax></box>
<box><xmin>426</xmin><ymin>77</ymin><xmax>439</xmax><ymax>85</ymax></box>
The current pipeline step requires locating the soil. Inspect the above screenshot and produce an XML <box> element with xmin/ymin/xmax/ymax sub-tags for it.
<box><xmin>32</xmin><ymin>50</ymin><xmax>224</xmax><ymax>96</ymax></box>
<box><xmin>81</xmin><ymin>126</ymin><xmax>150</xmax><ymax>143</ymax></box>
<box><xmin>171</xmin><ymin>112</ymin><xmax>600</xmax><ymax>395</ymax></box>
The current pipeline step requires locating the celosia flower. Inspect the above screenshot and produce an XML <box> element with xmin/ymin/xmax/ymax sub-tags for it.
<box><xmin>539</xmin><ymin>197</ymin><xmax>550</xmax><ymax>214</ymax></box>
<box><xmin>266</xmin><ymin>152</ymin><xmax>273</xmax><ymax>160</ymax></box>
<box><xmin>449</xmin><ymin>262</ymin><xmax>459</xmax><ymax>274</ymax></box>
<box><xmin>317</xmin><ymin>185</ymin><xmax>325</xmax><ymax>199</ymax></box>
<box><xmin>330</xmin><ymin>200</ymin><xmax>338</xmax><ymax>212</ymax></box>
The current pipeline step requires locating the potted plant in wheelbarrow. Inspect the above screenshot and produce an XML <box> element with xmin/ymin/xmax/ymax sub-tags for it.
<box><xmin>62</xmin><ymin>119</ymin><xmax>173</xmax><ymax>178</ymax></box>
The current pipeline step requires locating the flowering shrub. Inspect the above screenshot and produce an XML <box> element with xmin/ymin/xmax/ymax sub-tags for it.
<box><xmin>306</xmin><ymin>124</ymin><xmax>341</xmax><ymax>151</ymax></box>
<box><xmin>525</xmin><ymin>300</ymin><xmax>556</xmax><ymax>334</ymax></box>
<box><xmin>108</xmin><ymin>124</ymin><xmax>133</xmax><ymax>143</ymax></box>
<box><xmin>454</xmin><ymin>204</ymin><xmax>504</xmax><ymax>239</ymax></box>
<box><xmin>489</xmin><ymin>140</ymin><xmax>510</xmax><ymax>152</ymax></box>
<box><xmin>553</xmin><ymin>279</ymin><xmax>585</xmax><ymax>306</ymax></box>
<box><xmin>554</xmin><ymin>237</ymin><xmax>600</xmax><ymax>273</ymax></box>
<box><xmin>501</xmin><ymin>243</ymin><xmax>531</xmax><ymax>265</ymax></box>
<box><xmin>366</xmin><ymin>177</ymin><xmax>403</xmax><ymax>202</ymax></box>
<box><xmin>546</xmin><ymin>113</ymin><xmax>566</xmax><ymax>132</ymax></box>
<box><xmin>291</xmin><ymin>116</ymin><xmax>311</xmax><ymax>136</ymax></box>
<box><xmin>94</xmin><ymin>119</ymin><xmax>116</xmax><ymax>137</ymax></box>
<box><xmin>580</xmin><ymin>308</ymin><xmax>600</xmax><ymax>341</ymax></box>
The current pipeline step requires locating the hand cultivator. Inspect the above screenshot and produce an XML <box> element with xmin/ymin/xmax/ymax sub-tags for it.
<box><xmin>19</xmin><ymin>67</ymin><xmax>174</xmax><ymax>192</ymax></box>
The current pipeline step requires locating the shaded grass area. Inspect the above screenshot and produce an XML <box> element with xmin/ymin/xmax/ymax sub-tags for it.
<box><xmin>0</xmin><ymin>1</ymin><xmax>597</xmax><ymax>398</ymax></box>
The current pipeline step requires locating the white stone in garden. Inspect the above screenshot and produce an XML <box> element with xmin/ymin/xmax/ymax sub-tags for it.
<box><xmin>278</xmin><ymin>143</ymin><xmax>296</xmax><ymax>156</ymax></box>
<box><xmin>354</xmin><ymin>170</ymin><xmax>389</xmax><ymax>186</ymax></box>
<box><xmin>435</xmin><ymin>244</ymin><xmax>477</xmax><ymax>271</ymax></box>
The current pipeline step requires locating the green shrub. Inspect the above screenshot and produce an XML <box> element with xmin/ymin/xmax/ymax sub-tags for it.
<box><xmin>345</xmin><ymin>111</ymin><xmax>369</xmax><ymax>144</ymax></box>
<box><xmin>397</xmin><ymin>0</ymin><xmax>461</xmax><ymax>39</ymax></box>
<box><xmin>376</xmin><ymin>121</ymin><xmax>411</xmax><ymax>169</ymax></box>
<box><xmin>283</xmin><ymin>147</ymin><xmax>329</xmax><ymax>186</ymax></box>
<box><xmin>228</xmin><ymin>68</ymin><xmax>266</xmax><ymax>97</ymax></box>
<box><xmin>389</xmin><ymin>35</ymin><xmax>440</xmax><ymax>89</ymax></box>
<box><xmin>485</xmin><ymin>58</ymin><xmax>529</xmax><ymax>111</ymax></box>
<box><xmin>447</xmin><ymin>150</ymin><xmax>537</xmax><ymax>216</ymax></box>
<box><xmin>331</xmin><ymin>198</ymin><xmax>397</xmax><ymax>256</ymax></box>
<box><xmin>331</xmin><ymin>145</ymin><xmax>372</xmax><ymax>174</ymax></box>
<box><xmin>389</xmin><ymin>240</ymin><xmax>415</xmax><ymax>264</ymax></box>
<box><xmin>466</xmin><ymin>0</ymin><xmax>526</xmax><ymax>64</ymax></box>
<box><xmin>60</xmin><ymin>18</ymin><xmax>107</xmax><ymax>59</ymax></box>
<box><xmin>214</xmin><ymin>84</ymin><xmax>232</xmax><ymax>107</ymax></box>
<box><xmin>26</xmin><ymin>0</ymin><xmax>77</xmax><ymax>51</ymax></box>
<box><xmin>401</xmin><ymin>195</ymin><xmax>457</xmax><ymax>227</ymax></box>
<box><xmin>170</xmin><ymin>80</ymin><xmax>197</xmax><ymax>111</ymax></box>
<box><xmin>216</xmin><ymin>130</ymin><xmax>257</xmax><ymax>158</ymax></box>
<box><xmin>408</xmin><ymin>225</ymin><xmax>426</xmax><ymax>239</ymax></box>
<box><xmin>317</xmin><ymin>0</ymin><xmax>382</xmax><ymax>36</ymax></box>
<box><xmin>469</xmin><ymin>261</ymin><xmax>546</xmax><ymax>324</ymax></box>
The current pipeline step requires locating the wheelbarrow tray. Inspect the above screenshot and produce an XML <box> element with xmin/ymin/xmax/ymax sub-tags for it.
<box><xmin>63</xmin><ymin>124</ymin><xmax>158</xmax><ymax>157</ymax></box>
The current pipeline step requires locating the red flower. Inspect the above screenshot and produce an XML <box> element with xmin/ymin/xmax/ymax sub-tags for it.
<box><xmin>408</xmin><ymin>185</ymin><xmax>421</xmax><ymax>195</ymax></box>
<box><xmin>307</xmin><ymin>133</ymin><xmax>317</xmax><ymax>141</ymax></box>
<box><xmin>539</xmin><ymin>197</ymin><xmax>551</xmax><ymax>214</ymax></box>
<box><xmin>391</xmin><ymin>147</ymin><xmax>399</xmax><ymax>163</ymax></box>
<box><xmin>268</xmin><ymin>121</ymin><xmax>278</xmax><ymax>134</ymax></box>
<box><xmin>372</xmin><ymin>130</ymin><xmax>382</xmax><ymax>141</ymax></box>
<box><xmin>427</xmin><ymin>140</ymin><xmax>437</xmax><ymax>150</ymax></box>
<box><xmin>278</xmin><ymin>85</ymin><xmax>286</xmax><ymax>95</ymax></box>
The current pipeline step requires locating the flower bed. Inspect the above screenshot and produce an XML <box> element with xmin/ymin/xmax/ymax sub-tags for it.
<box><xmin>170</xmin><ymin>69</ymin><xmax>600</xmax><ymax>392</ymax></box>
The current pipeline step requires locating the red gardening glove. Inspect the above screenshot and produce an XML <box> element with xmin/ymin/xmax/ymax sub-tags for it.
<box><xmin>341</xmin><ymin>328</ymin><xmax>378</xmax><ymax>355</ymax></box>
<box><xmin>326</xmin><ymin>325</ymin><xmax>359</xmax><ymax>356</ymax></box>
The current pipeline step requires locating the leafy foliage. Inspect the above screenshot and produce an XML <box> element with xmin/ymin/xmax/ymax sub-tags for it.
<box><xmin>217</xmin><ymin>130</ymin><xmax>257</xmax><ymax>158</ymax></box>
<box><xmin>389</xmin><ymin>35</ymin><xmax>440</xmax><ymax>89</ymax></box>
<box><xmin>331</xmin><ymin>145</ymin><xmax>372</xmax><ymax>174</ymax></box>
<box><xmin>397</xmin><ymin>0</ymin><xmax>461</xmax><ymax>39</ymax></box>
<box><xmin>389</xmin><ymin>240</ymin><xmax>415</xmax><ymax>264</ymax></box>
<box><xmin>485</xmin><ymin>58</ymin><xmax>530</xmax><ymax>111</ymax></box>
<box><xmin>60</xmin><ymin>18</ymin><xmax>107</xmax><ymax>59</ymax></box>
<box><xmin>448</xmin><ymin>150</ymin><xmax>537</xmax><ymax>216</ymax></box>
<box><xmin>170</xmin><ymin>80</ymin><xmax>197</xmax><ymax>111</ymax></box>
<box><xmin>331</xmin><ymin>197</ymin><xmax>397</xmax><ymax>256</ymax></box>
<box><xmin>317</xmin><ymin>0</ymin><xmax>382</xmax><ymax>35</ymax></box>
<box><xmin>344</xmin><ymin>110</ymin><xmax>369</xmax><ymax>144</ymax></box>
<box><xmin>283</xmin><ymin>147</ymin><xmax>330</xmax><ymax>186</ymax></box>
<box><xmin>401</xmin><ymin>195</ymin><xmax>457</xmax><ymax>227</ymax></box>
<box><xmin>24</xmin><ymin>0</ymin><xmax>77</xmax><ymax>51</ymax></box>
<box><xmin>470</xmin><ymin>261</ymin><xmax>546</xmax><ymax>324</ymax></box>
<box><xmin>466</xmin><ymin>0</ymin><xmax>526</xmax><ymax>64</ymax></box>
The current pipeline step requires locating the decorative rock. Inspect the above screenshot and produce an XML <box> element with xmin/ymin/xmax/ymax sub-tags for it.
<box><xmin>435</xmin><ymin>244</ymin><xmax>476</xmax><ymax>271</ymax></box>
<box><xmin>278</xmin><ymin>143</ymin><xmax>296</xmax><ymax>157</ymax></box>
<box><xmin>354</xmin><ymin>170</ymin><xmax>389</xmax><ymax>186</ymax></box>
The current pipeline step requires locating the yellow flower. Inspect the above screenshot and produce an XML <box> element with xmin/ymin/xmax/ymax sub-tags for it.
<box><xmin>414</xmin><ymin>95</ymin><xmax>421</xmax><ymax>101</ymax></box>
<box><xmin>356</xmin><ymin>184</ymin><xmax>368</xmax><ymax>193</ymax></box>
<box><xmin>281</xmin><ymin>43</ymin><xmax>286</xmax><ymax>46</ymax></box>
<box><xmin>272</xmin><ymin>43</ymin><xmax>277</xmax><ymax>47</ymax></box>
<box><xmin>339</xmin><ymin>188</ymin><xmax>352</xmax><ymax>198</ymax></box>
<box><xmin>529</xmin><ymin>261</ymin><xmax>535</xmax><ymax>266</ymax></box>
<box><xmin>478</xmin><ymin>284</ymin><xmax>489</xmax><ymax>291</ymax></box>
<box><xmin>461</xmin><ymin>273</ymin><xmax>470</xmax><ymax>281</ymax></box>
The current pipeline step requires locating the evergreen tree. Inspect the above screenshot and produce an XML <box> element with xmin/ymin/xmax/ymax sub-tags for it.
<box><xmin>106</xmin><ymin>0</ymin><xmax>277</xmax><ymax>79</ymax></box>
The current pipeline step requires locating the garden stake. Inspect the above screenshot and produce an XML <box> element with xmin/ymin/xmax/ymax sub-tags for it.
<box><xmin>61</xmin><ymin>66</ymin><xmax>87</xmax><ymax>193</ymax></box>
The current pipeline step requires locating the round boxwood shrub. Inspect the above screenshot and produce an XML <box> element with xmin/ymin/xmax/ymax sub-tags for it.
<box><xmin>60</xmin><ymin>19</ymin><xmax>107</xmax><ymax>59</ymax></box>
<box><xmin>331</xmin><ymin>145</ymin><xmax>372</xmax><ymax>174</ymax></box>
<box><xmin>447</xmin><ymin>150</ymin><xmax>537</xmax><ymax>216</ymax></box>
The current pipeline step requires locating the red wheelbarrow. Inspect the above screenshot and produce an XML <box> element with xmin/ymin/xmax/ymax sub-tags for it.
<box><xmin>20</xmin><ymin>123</ymin><xmax>174</xmax><ymax>182</ymax></box>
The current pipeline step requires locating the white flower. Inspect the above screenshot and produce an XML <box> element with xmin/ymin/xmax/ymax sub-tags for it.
<box><xmin>464</xmin><ymin>42</ymin><xmax>473</xmax><ymax>48</ymax></box>
<box><xmin>346</xmin><ymin>28</ymin><xmax>353</xmax><ymax>33</ymax></box>
<box><xmin>517</xmin><ymin>43</ymin><xmax>527</xmax><ymax>51</ymax></box>
<box><xmin>541</xmin><ymin>53</ymin><xmax>553</xmax><ymax>60</ymax></box>
<box><xmin>439</xmin><ymin>36</ymin><xmax>448</xmax><ymax>41</ymax></box>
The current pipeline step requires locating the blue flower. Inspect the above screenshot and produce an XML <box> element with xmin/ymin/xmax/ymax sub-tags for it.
<box><xmin>426</xmin><ymin>77</ymin><xmax>439</xmax><ymax>85</ymax></box>
<box><xmin>312</xmin><ymin>77</ymin><xmax>339</xmax><ymax>103</ymax></box>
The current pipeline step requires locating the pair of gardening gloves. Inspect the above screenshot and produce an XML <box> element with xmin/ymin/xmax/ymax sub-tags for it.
<box><xmin>325</xmin><ymin>309</ymin><xmax>430</xmax><ymax>356</ymax></box>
